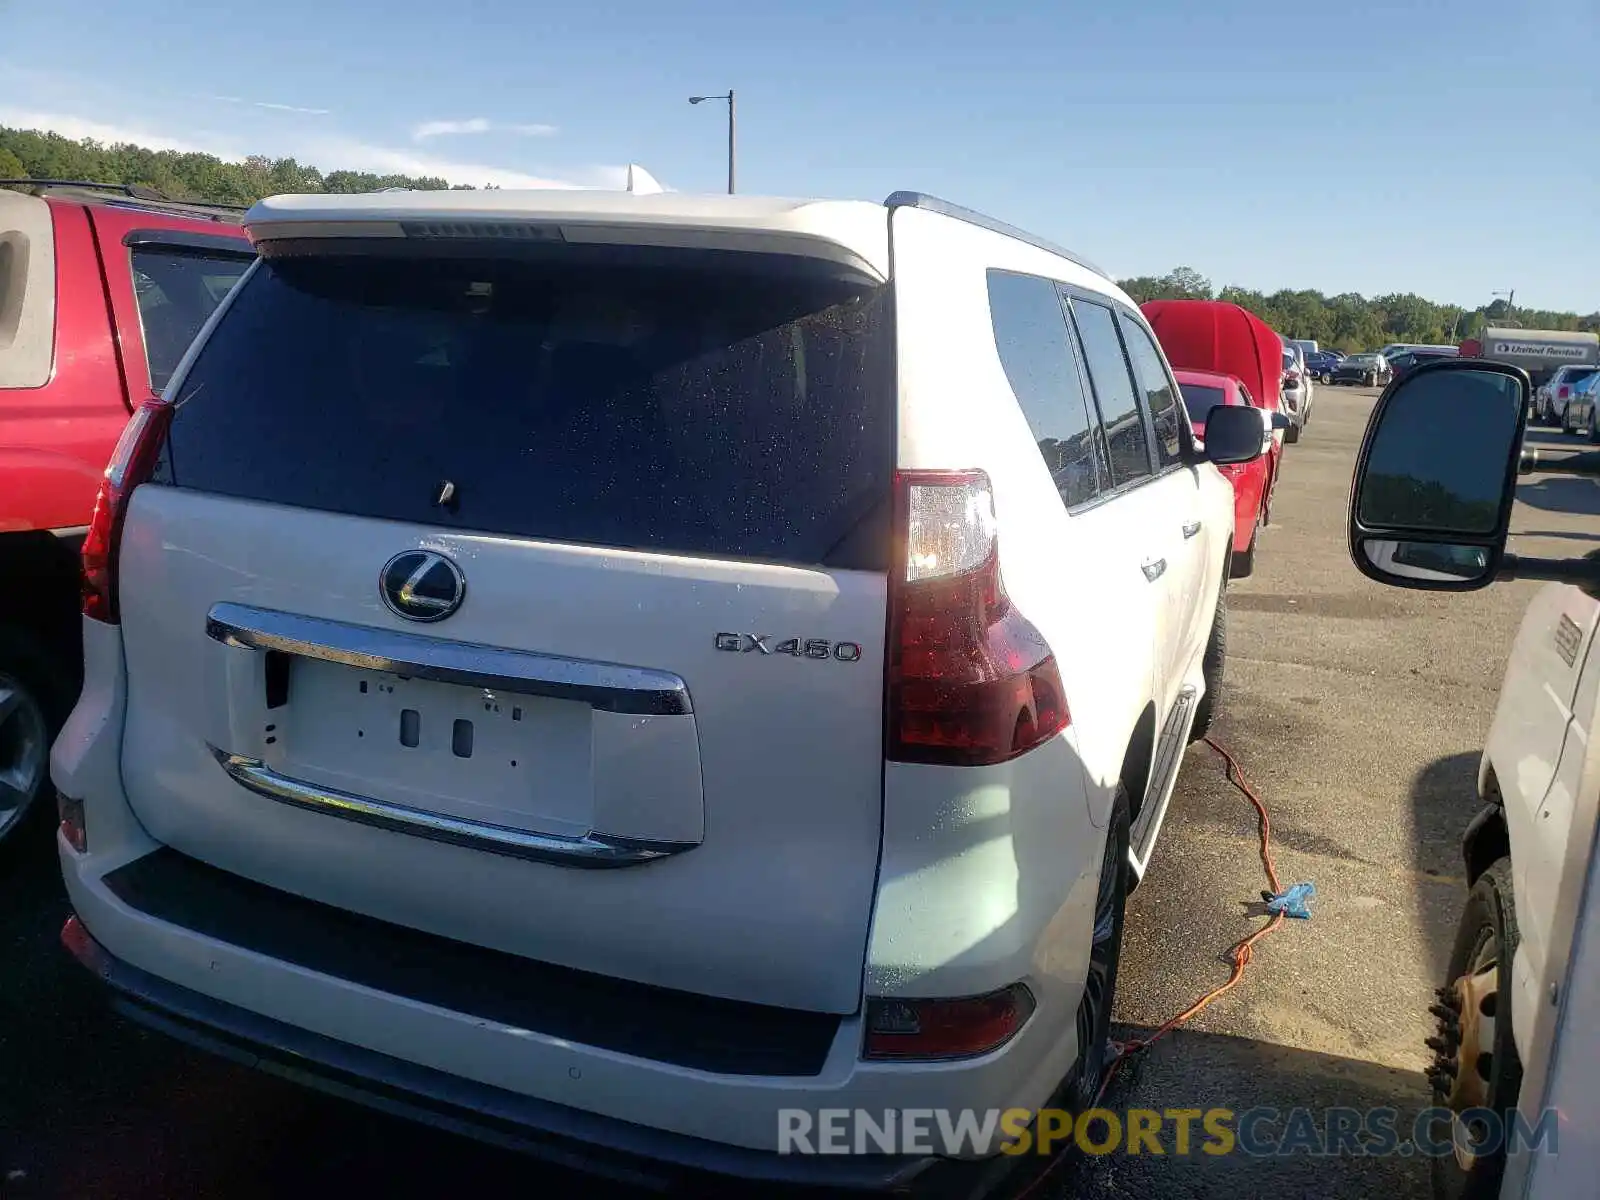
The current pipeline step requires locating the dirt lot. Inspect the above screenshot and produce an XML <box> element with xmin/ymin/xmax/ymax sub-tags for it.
<box><xmin>1</xmin><ymin>382</ymin><xmax>1586</xmax><ymax>1198</ymax></box>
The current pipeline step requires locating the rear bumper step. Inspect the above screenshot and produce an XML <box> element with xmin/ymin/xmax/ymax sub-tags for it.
<box><xmin>62</xmin><ymin>917</ymin><xmax>933</xmax><ymax>1193</ymax></box>
<box><xmin>98</xmin><ymin>847</ymin><xmax>839</xmax><ymax>1077</ymax></box>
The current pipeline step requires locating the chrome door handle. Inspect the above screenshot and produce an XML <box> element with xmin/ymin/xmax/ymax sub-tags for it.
<box><xmin>1182</xmin><ymin>520</ymin><xmax>1202</xmax><ymax>539</ymax></box>
<box><xmin>1141</xmin><ymin>557</ymin><xmax>1167</xmax><ymax>582</ymax></box>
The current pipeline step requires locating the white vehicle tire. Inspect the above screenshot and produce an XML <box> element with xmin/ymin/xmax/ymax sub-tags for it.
<box><xmin>1429</xmin><ymin>858</ymin><xmax>1522</xmax><ymax>1200</ymax></box>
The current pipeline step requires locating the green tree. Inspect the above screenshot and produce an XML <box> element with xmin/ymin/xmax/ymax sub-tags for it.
<box><xmin>0</xmin><ymin>146</ymin><xmax>27</xmax><ymax>180</ymax></box>
<box><xmin>1120</xmin><ymin>266</ymin><xmax>1213</xmax><ymax>303</ymax></box>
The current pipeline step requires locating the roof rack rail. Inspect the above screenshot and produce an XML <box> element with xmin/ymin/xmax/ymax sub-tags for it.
<box><xmin>883</xmin><ymin>191</ymin><xmax>1109</xmax><ymax>281</ymax></box>
<box><xmin>0</xmin><ymin>179</ymin><xmax>250</xmax><ymax>212</ymax></box>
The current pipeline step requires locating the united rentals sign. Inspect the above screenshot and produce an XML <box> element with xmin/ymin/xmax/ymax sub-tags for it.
<box><xmin>1491</xmin><ymin>341</ymin><xmax>1590</xmax><ymax>360</ymax></box>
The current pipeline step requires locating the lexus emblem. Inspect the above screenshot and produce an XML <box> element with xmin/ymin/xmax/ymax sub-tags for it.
<box><xmin>379</xmin><ymin>551</ymin><xmax>466</xmax><ymax>622</ymax></box>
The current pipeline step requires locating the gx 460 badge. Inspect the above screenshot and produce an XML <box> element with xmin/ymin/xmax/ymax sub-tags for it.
<box><xmin>715</xmin><ymin>633</ymin><xmax>863</xmax><ymax>662</ymax></box>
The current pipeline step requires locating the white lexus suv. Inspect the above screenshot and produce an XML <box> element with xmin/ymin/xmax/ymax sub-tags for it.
<box><xmin>51</xmin><ymin>189</ymin><xmax>1259</xmax><ymax>1192</ymax></box>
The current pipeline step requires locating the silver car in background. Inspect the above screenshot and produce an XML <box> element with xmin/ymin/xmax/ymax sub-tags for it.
<box><xmin>1533</xmin><ymin>364</ymin><xmax>1600</xmax><ymax>430</ymax></box>
<box><xmin>1280</xmin><ymin>343</ymin><xmax>1313</xmax><ymax>441</ymax></box>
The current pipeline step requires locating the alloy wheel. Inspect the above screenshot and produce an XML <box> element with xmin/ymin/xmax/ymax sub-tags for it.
<box><xmin>1073</xmin><ymin>810</ymin><xmax>1126</xmax><ymax>1107</ymax></box>
<box><xmin>0</xmin><ymin>673</ymin><xmax>49</xmax><ymax>840</ymax></box>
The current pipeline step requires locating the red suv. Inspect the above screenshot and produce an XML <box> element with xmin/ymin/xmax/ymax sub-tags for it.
<box><xmin>0</xmin><ymin>181</ymin><xmax>253</xmax><ymax>845</ymax></box>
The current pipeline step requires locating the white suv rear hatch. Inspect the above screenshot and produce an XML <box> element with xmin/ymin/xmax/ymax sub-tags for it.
<box><xmin>115</xmin><ymin>222</ymin><xmax>895</xmax><ymax>1014</ymax></box>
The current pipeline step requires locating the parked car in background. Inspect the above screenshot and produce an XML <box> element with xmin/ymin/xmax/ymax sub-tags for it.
<box><xmin>1280</xmin><ymin>345</ymin><xmax>1310</xmax><ymax>439</ymax></box>
<box><xmin>1561</xmin><ymin>369</ymin><xmax>1600</xmax><ymax>442</ymax></box>
<box><xmin>1385</xmin><ymin>347</ymin><xmax>1459</xmax><ymax>383</ymax></box>
<box><xmin>0</xmin><ymin>180</ymin><xmax>252</xmax><ymax>847</ymax></box>
<box><xmin>1532</xmin><ymin>364</ymin><xmax>1600</xmax><ymax>430</ymax></box>
<box><xmin>1289</xmin><ymin>338</ymin><xmax>1319</xmax><ymax>359</ymax></box>
<box><xmin>1140</xmin><ymin>297</ymin><xmax>1292</xmax><ymax>451</ymax></box>
<box><xmin>1333</xmin><ymin>352</ymin><xmax>1391</xmax><ymax>387</ymax></box>
<box><xmin>51</xmin><ymin>187</ymin><xmax>1266</xmax><ymax>1193</ymax></box>
<box><xmin>1378</xmin><ymin>342</ymin><xmax>1457</xmax><ymax>360</ymax></box>
<box><xmin>1280</xmin><ymin>342</ymin><xmax>1305</xmax><ymax>419</ymax></box>
<box><xmin>1175</xmin><ymin>368</ymin><xmax>1280</xmax><ymax>577</ymax></box>
<box><xmin>1306</xmin><ymin>349</ymin><xmax>1344</xmax><ymax>382</ymax></box>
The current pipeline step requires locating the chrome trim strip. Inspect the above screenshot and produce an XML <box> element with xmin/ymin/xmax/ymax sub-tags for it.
<box><xmin>209</xmin><ymin>748</ymin><xmax>696</xmax><ymax>868</ymax></box>
<box><xmin>206</xmin><ymin>602</ymin><xmax>691</xmax><ymax>716</ymax></box>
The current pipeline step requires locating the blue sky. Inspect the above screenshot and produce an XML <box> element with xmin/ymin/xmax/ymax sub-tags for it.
<box><xmin>2</xmin><ymin>0</ymin><xmax>1595</xmax><ymax>311</ymax></box>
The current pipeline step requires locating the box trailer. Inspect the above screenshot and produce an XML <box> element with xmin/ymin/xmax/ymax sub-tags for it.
<box><xmin>1460</xmin><ymin>327</ymin><xmax>1600</xmax><ymax>389</ymax></box>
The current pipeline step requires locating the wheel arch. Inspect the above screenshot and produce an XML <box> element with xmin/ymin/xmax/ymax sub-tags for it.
<box><xmin>1120</xmin><ymin>702</ymin><xmax>1158</xmax><ymax>822</ymax></box>
<box><xmin>1462</xmin><ymin>798</ymin><xmax>1511</xmax><ymax>888</ymax></box>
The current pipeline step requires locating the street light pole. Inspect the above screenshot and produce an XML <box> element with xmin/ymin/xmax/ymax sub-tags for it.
<box><xmin>689</xmin><ymin>90</ymin><xmax>736</xmax><ymax>194</ymax></box>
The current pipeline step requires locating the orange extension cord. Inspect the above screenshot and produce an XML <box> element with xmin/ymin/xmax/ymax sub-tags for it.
<box><xmin>1015</xmin><ymin>736</ymin><xmax>1289</xmax><ymax>1198</ymax></box>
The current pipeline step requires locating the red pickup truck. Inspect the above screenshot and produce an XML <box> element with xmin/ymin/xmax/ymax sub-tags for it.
<box><xmin>0</xmin><ymin>181</ymin><xmax>253</xmax><ymax>846</ymax></box>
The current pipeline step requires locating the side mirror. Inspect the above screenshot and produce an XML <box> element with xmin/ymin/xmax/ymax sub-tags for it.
<box><xmin>1269</xmin><ymin>412</ymin><xmax>1292</xmax><ymax>431</ymax></box>
<box><xmin>1348</xmin><ymin>360</ymin><xmax>1528</xmax><ymax>590</ymax></box>
<box><xmin>1203</xmin><ymin>403</ymin><xmax>1267</xmax><ymax>465</ymax></box>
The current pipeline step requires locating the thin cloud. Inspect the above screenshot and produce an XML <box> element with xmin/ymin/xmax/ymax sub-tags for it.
<box><xmin>310</xmin><ymin>134</ymin><xmax>590</xmax><ymax>188</ymax></box>
<box><xmin>0</xmin><ymin>107</ymin><xmax>228</xmax><ymax>155</ymax></box>
<box><xmin>210</xmin><ymin>94</ymin><xmax>331</xmax><ymax>116</ymax></box>
<box><xmin>0</xmin><ymin>108</ymin><xmax>619</xmax><ymax>191</ymax></box>
<box><xmin>412</xmin><ymin>117</ymin><xmax>558</xmax><ymax>141</ymax></box>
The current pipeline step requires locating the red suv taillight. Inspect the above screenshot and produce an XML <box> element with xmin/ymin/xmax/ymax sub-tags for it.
<box><xmin>886</xmin><ymin>469</ymin><xmax>1069</xmax><ymax>765</ymax></box>
<box><xmin>1559</xmin><ymin>386</ymin><xmax>1570</xmax><ymax>399</ymax></box>
<box><xmin>82</xmin><ymin>400</ymin><xmax>172</xmax><ymax>624</ymax></box>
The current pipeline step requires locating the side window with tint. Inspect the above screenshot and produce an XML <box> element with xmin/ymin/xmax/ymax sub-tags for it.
<box><xmin>986</xmin><ymin>270</ymin><xmax>1104</xmax><ymax>508</ymax></box>
<box><xmin>1118</xmin><ymin>311</ymin><xmax>1184</xmax><ymax>466</ymax></box>
<box><xmin>131</xmin><ymin>247</ymin><xmax>254</xmax><ymax>390</ymax></box>
<box><xmin>1069</xmin><ymin>298</ymin><xmax>1152</xmax><ymax>487</ymax></box>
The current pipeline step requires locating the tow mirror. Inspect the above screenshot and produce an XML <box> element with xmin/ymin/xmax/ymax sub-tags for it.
<box><xmin>1203</xmin><ymin>404</ymin><xmax>1268</xmax><ymax>465</ymax></box>
<box><xmin>1269</xmin><ymin>412</ymin><xmax>1292</xmax><ymax>431</ymax></box>
<box><xmin>1349</xmin><ymin>360</ymin><xmax>1527</xmax><ymax>590</ymax></box>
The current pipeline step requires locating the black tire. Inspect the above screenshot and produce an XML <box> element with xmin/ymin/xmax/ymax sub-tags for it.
<box><xmin>1430</xmin><ymin>858</ymin><xmax>1522</xmax><ymax>1200</ymax></box>
<box><xmin>1190</xmin><ymin>586</ymin><xmax>1226</xmax><ymax>742</ymax></box>
<box><xmin>1587</xmin><ymin>406</ymin><xmax>1600</xmax><ymax>444</ymax></box>
<box><xmin>1064</xmin><ymin>787</ymin><xmax>1129</xmax><ymax>1113</ymax></box>
<box><xmin>0</xmin><ymin>626</ymin><xmax>74</xmax><ymax>851</ymax></box>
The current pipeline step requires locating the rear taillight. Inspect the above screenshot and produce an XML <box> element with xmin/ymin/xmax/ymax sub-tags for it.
<box><xmin>1559</xmin><ymin>386</ymin><xmax>1570</xmax><ymax>399</ymax></box>
<box><xmin>81</xmin><ymin>400</ymin><xmax>172</xmax><ymax>624</ymax></box>
<box><xmin>886</xmin><ymin>470</ymin><xmax>1069</xmax><ymax>766</ymax></box>
<box><xmin>863</xmin><ymin>984</ymin><xmax>1036</xmax><ymax>1060</ymax></box>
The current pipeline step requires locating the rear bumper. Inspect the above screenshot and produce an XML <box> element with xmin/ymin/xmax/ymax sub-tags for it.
<box><xmin>58</xmin><ymin>830</ymin><xmax>1075</xmax><ymax>1195</ymax></box>
<box><xmin>63</xmin><ymin>916</ymin><xmax>956</xmax><ymax>1194</ymax></box>
<box><xmin>52</xmin><ymin>617</ymin><xmax>1087</xmax><ymax>1192</ymax></box>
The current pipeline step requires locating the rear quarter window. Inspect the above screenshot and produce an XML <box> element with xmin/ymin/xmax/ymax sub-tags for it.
<box><xmin>161</xmin><ymin>250</ymin><xmax>896</xmax><ymax>570</ymax></box>
<box><xmin>985</xmin><ymin>269</ymin><xmax>1106</xmax><ymax>509</ymax></box>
